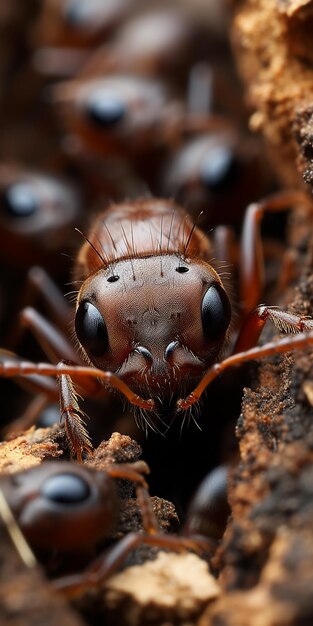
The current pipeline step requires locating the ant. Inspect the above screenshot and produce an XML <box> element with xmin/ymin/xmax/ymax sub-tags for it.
<box><xmin>0</xmin><ymin>164</ymin><xmax>82</xmax><ymax>269</ymax></box>
<box><xmin>32</xmin><ymin>3</ymin><xmax>227</xmax><ymax>87</ymax></box>
<box><xmin>52</xmin><ymin>67</ymin><xmax>268</xmax><ymax>224</ymax></box>
<box><xmin>157</xmin><ymin>125</ymin><xmax>265</xmax><ymax>229</ymax></box>
<box><xmin>0</xmin><ymin>164</ymin><xmax>83</xmax><ymax>347</ymax></box>
<box><xmin>1</xmin><ymin>194</ymin><xmax>313</xmax><ymax>460</ymax></box>
<box><xmin>53</xmin><ymin>73</ymin><xmax>185</xmax><ymax>163</ymax></box>
<box><xmin>33</xmin><ymin>0</ymin><xmax>140</xmax><ymax>51</ymax></box>
<box><xmin>72</xmin><ymin>8</ymin><xmax>213</xmax><ymax>86</ymax></box>
<box><xmin>183</xmin><ymin>465</ymin><xmax>231</xmax><ymax>542</ymax></box>
<box><xmin>0</xmin><ymin>460</ymin><xmax>210</xmax><ymax>597</ymax></box>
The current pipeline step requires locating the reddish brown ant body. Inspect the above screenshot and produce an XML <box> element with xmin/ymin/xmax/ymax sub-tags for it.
<box><xmin>33</xmin><ymin>0</ymin><xmax>141</xmax><ymax>50</ymax></box>
<box><xmin>53</xmin><ymin>72</ymin><xmax>268</xmax><ymax>224</ymax></box>
<box><xmin>183</xmin><ymin>465</ymin><xmax>231</xmax><ymax>541</ymax></box>
<box><xmin>157</xmin><ymin>128</ymin><xmax>265</xmax><ymax>229</ymax></box>
<box><xmin>0</xmin><ymin>460</ymin><xmax>207</xmax><ymax>596</ymax></box>
<box><xmin>32</xmin><ymin>2</ymin><xmax>227</xmax><ymax>87</ymax></box>
<box><xmin>1</xmin><ymin>194</ymin><xmax>313</xmax><ymax>460</ymax></box>
<box><xmin>54</xmin><ymin>73</ymin><xmax>183</xmax><ymax>162</ymax></box>
<box><xmin>75</xmin><ymin>9</ymin><xmax>211</xmax><ymax>86</ymax></box>
<box><xmin>0</xmin><ymin>165</ymin><xmax>83</xmax><ymax>343</ymax></box>
<box><xmin>0</xmin><ymin>164</ymin><xmax>82</xmax><ymax>268</ymax></box>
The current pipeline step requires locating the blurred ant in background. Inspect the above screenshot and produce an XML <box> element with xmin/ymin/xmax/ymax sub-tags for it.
<box><xmin>0</xmin><ymin>459</ymin><xmax>213</xmax><ymax>596</ymax></box>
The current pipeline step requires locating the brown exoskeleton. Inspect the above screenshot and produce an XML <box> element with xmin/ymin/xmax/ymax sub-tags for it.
<box><xmin>53</xmin><ymin>73</ymin><xmax>184</xmax><ymax>162</ymax></box>
<box><xmin>0</xmin><ymin>164</ymin><xmax>82</xmax><ymax>268</ymax></box>
<box><xmin>0</xmin><ymin>460</ymin><xmax>207</xmax><ymax>597</ymax></box>
<box><xmin>0</xmin><ymin>164</ymin><xmax>83</xmax><ymax>346</ymax></box>
<box><xmin>76</xmin><ymin>8</ymin><xmax>211</xmax><ymax>86</ymax></box>
<box><xmin>33</xmin><ymin>0</ymin><xmax>141</xmax><ymax>50</ymax></box>
<box><xmin>183</xmin><ymin>465</ymin><xmax>231</xmax><ymax>542</ymax></box>
<box><xmin>53</xmin><ymin>71</ymin><xmax>268</xmax><ymax>216</ymax></box>
<box><xmin>157</xmin><ymin>128</ymin><xmax>266</xmax><ymax>230</ymax></box>
<box><xmin>1</xmin><ymin>195</ymin><xmax>313</xmax><ymax>459</ymax></box>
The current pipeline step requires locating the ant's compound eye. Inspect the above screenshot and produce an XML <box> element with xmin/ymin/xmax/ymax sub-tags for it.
<box><xmin>41</xmin><ymin>473</ymin><xmax>91</xmax><ymax>504</ymax></box>
<box><xmin>201</xmin><ymin>283</ymin><xmax>231</xmax><ymax>342</ymax></box>
<box><xmin>63</xmin><ymin>0</ymin><xmax>97</xmax><ymax>26</ymax></box>
<box><xmin>86</xmin><ymin>91</ymin><xmax>125</xmax><ymax>127</ymax></box>
<box><xmin>2</xmin><ymin>183</ymin><xmax>38</xmax><ymax>218</ymax></box>
<box><xmin>200</xmin><ymin>146</ymin><xmax>241</xmax><ymax>193</ymax></box>
<box><xmin>75</xmin><ymin>300</ymin><xmax>109</xmax><ymax>357</ymax></box>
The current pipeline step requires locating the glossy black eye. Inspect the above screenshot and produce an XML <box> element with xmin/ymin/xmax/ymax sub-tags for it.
<box><xmin>201</xmin><ymin>283</ymin><xmax>231</xmax><ymax>342</ymax></box>
<box><xmin>107</xmin><ymin>274</ymin><xmax>120</xmax><ymax>283</ymax></box>
<box><xmin>75</xmin><ymin>300</ymin><xmax>109</xmax><ymax>357</ymax></box>
<box><xmin>2</xmin><ymin>183</ymin><xmax>38</xmax><ymax>217</ymax></box>
<box><xmin>176</xmin><ymin>266</ymin><xmax>189</xmax><ymax>273</ymax></box>
<box><xmin>64</xmin><ymin>0</ymin><xmax>93</xmax><ymax>25</ymax></box>
<box><xmin>200</xmin><ymin>146</ymin><xmax>241</xmax><ymax>193</ymax></box>
<box><xmin>41</xmin><ymin>473</ymin><xmax>91</xmax><ymax>504</ymax></box>
<box><xmin>86</xmin><ymin>91</ymin><xmax>125</xmax><ymax>127</ymax></box>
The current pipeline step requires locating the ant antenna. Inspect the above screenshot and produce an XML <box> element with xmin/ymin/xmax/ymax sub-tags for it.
<box><xmin>121</xmin><ymin>223</ymin><xmax>136</xmax><ymax>280</ymax></box>
<box><xmin>75</xmin><ymin>228</ymin><xmax>106</xmax><ymax>266</ymax></box>
<box><xmin>184</xmin><ymin>211</ymin><xmax>204</xmax><ymax>256</ymax></box>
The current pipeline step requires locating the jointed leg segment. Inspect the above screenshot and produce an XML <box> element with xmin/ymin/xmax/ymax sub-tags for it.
<box><xmin>240</xmin><ymin>191</ymin><xmax>312</xmax><ymax>313</ymax></box>
<box><xmin>0</xmin><ymin>353</ymin><xmax>155</xmax><ymax>457</ymax></box>
<box><xmin>177</xmin><ymin>328</ymin><xmax>313</xmax><ymax>409</ymax></box>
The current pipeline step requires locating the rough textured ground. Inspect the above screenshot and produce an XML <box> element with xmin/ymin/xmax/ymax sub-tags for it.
<box><xmin>197</xmin><ymin>212</ymin><xmax>313</xmax><ymax>625</ymax></box>
<box><xmin>231</xmin><ymin>0</ymin><xmax>313</xmax><ymax>190</ymax></box>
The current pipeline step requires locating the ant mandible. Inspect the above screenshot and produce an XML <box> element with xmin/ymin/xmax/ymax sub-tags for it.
<box><xmin>1</xmin><ymin>194</ymin><xmax>313</xmax><ymax>459</ymax></box>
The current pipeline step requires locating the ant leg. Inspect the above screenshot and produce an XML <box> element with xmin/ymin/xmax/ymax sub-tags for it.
<box><xmin>1</xmin><ymin>338</ymin><xmax>151</xmax><ymax>452</ymax></box>
<box><xmin>57</xmin><ymin>366</ymin><xmax>154</xmax><ymax>460</ymax></box>
<box><xmin>13</xmin><ymin>308</ymin><xmax>106</xmax><ymax>398</ymax></box>
<box><xmin>240</xmin><ymin>191</ymin><xmax>312</xmax><ymax>314</ymax></box>
<box><xmin>0</xmin><ymin>356</ymin><xmax>155</xmax><ymax>456</ymax></box>
<box><xmin>0</xmin><ymin>357</ymin><xmax>154</xmax><ymax>413</ymax></box>
<box><xmin>54</xmin><ymin>530</ymin><xmax>212</xmax><ymax>599</ymax></box>
<box><xmin>20</xmin><ymin>266</ymin><xmax>72</xmax><ymax>330</ymax></box>
<box><xmin>177</xmin><ymin>329</ymin><xmax>313</xmax><ymax>409</ymax></box>
<box><xmin>2</xmin><ymin>381</ymin><xmax>58</xmax><ymax>438</ymax></box>
<box><xmin>0</xmin><ymin>359</ymin><xmax>154</xmax><ymax>410</ymax></box>
<box><xmin>58</xmin><ymin>373</ymin><xmax>92</xmax><ymax>460</ymax></box>
<box><xmin>0</xmin><ymin>350</ymin><xmax>59</xmax><ymax>398</ymax></box>
<box><xmin>106</xmin><ymin>462</ymin><xmax>149</xmax><ymax>488</ymax></box>
<box><xmin>3</xmin><ymin>393</ymin><xmax>52</xmax><ymax>437</ymax></box>
<box><xmin>18</xmin><ymin>307</ymin><xmax>79</xmax><ymax>364</ymax></box>
<box><xmin>213</xmin><ymin>225</ymin><xmax>237</xmax><ymax>269</ymax></box>
<box><xmin>2</xmin><ymin>305</ymin><xmax>80</xmax><ymax>437</ymax></box>
<box><xmin>107</xmin><ymin>463</ymin><xmax>217</xmax><ymax>553</ymax></box>
<box><xmin>107</xmin><ymin>462</ymin><xmax>159</xmax><ymax>534</ymax></box>
<box><xmin>234</xmin><ymin>305</ymin><xmax>313</xmax><ymax>353</ymax></box>
<box><xmin>7</xmin><ymin>266</ymin><xmax>72</xmax><ymax>347</ymax></box>
<box><xmin>53</xmin><ymin>464</ymin><xmax>217</xmax><ymax>596</ymax></box>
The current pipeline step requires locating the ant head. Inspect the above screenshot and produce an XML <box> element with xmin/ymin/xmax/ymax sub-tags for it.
<box><xmin>54</xmin><ymin>75</ymin><xmax>181</xmax><ymax>158</ymax></box>
<box><xmin>2</xmin><ymin>462</ymin><xmax>118</xmax><ymax>552</ymax></box>
<box><xmin>74</xmin><ymin>198</ymin><xmax>231</xmax><ymax>398</ymax></box>
<box><xmin>161</xmin><ymin>131</ymin><xmax>261</xmax><ymax>227</ymax></box>
<box><xmin>0</xmin><ymin>165</ymin><xmax>80</xmax><ymax>238</ymax></box>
